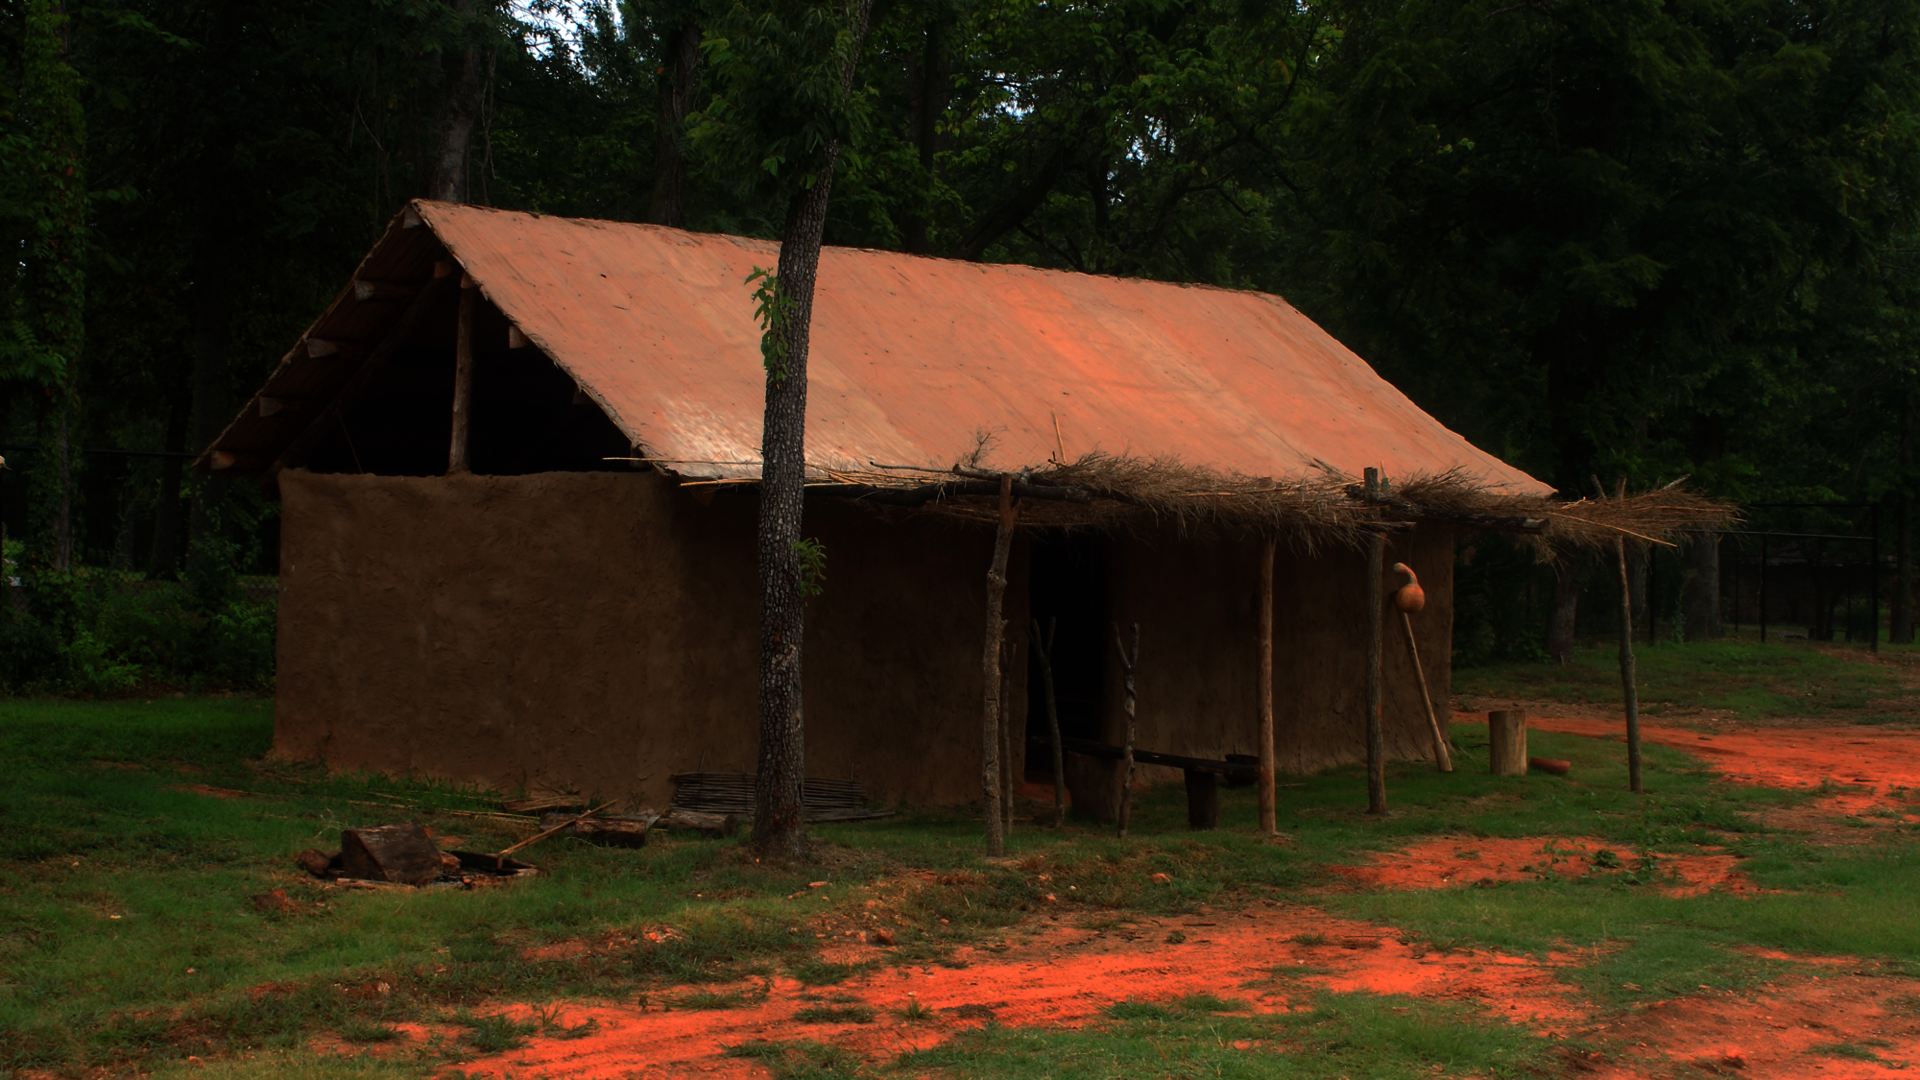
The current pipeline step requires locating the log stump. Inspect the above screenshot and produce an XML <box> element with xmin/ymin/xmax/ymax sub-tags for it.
<box><xmin>1184</xmin><ymin>769</ymin><xmax>1220</xmax><ymax>831</ymax></box>
<box><xmin>339</xmin><ymin>823</ymin><xmax>445</xmax><ymax>885</ymax></box>
<box><xmin>1488</xmin><ymin>710</ymin><xmax>1528</xmax><ymax>777</ymax></box>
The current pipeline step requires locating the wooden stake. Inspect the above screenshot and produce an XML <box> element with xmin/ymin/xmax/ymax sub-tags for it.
<box><xmin>1257</xmin><ymin>534</ymin><xmax>1278</xmax><ymax>834</ymax></box>
<box><xmin>1114</xmin><ymin>622</ymin><xmax>1141</xmax><ymax>838</ymax></box>
<box><xmin>1399</xmin><ymin>613</ymin><xmax>1452</xmax><ymax>772</ymax></box>
<box><xmin>980</xmin><ymin>473</ymin><xmax>1018</xmax><ymax>856</ymax></box>
<box><xmin>1612</xmin><ymin>478</ymin><xmax>1644</xmax><ymax>794</ymax></box>
<box><xmin>448</xmin><ymin>282</ymin><xmax>477</xmax><ymax>474</ymax></box>
<box><xmin>1031</xmin><ymin>617</ymin><xmax>1067</xmax><ymax>827</ymax></box>
<box><xmin>1364</xmin><ymin>468</ymin><xmax>1387</xmax><ymax>816</ymax></box>
<box><xmin>999</xmin><ymin>631</ymin><xmax>1015</xmax><ymax>836</ymax></box>
<box><xmin>494</xmin><ymin>801</ymin><xmax>612</xmax><ymax>869</ymax></box>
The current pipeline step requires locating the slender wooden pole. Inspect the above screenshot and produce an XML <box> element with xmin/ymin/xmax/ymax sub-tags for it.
<box><xmin>1257</xmin><ymin>534</ymin><xmax>1277</xmax><ymax>834</ymax></box>
<box><xmin>1114</xmin><ymin>622</ymin><xmax>1140</xmax><ymax>838</ymax></box>
<box><xmin>1400</xmin><ymin>612</ymin><xmax>1452</xmax><ymax>772</ymax></box>
<box><xmin>1364</xmin><ymin>468</ymin><xmax>1387</xmax><ymax>815</ymax></box>
<box><xmin>1613</xmin><ymin>480</ymin><xmax>1644</xmax><ymax>793</ymax></box>
<box><xmin>1032</xmin><ymin>617</ymin><xmax>1067</xmax><ymax>827</ymax></box>
<box><xmin>448</xmin><ymin>278</ymin><xmax>477</xmax><ymax>474</ymax></box>
<box><xmin>999</xmin><ymin>632</ymin><xmax>1015</xmax><ymax>835</ymax></box>
<box><xmin>980</xmin><ymin>473</ymin><xmax>1017</xmax><ymax>856</ymax></box>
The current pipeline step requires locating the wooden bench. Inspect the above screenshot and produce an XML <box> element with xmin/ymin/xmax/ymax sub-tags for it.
<box><xmin>1029</xmin><ymin>736</ymin><xmax>1257</xmax><ymax>829</ymax></box>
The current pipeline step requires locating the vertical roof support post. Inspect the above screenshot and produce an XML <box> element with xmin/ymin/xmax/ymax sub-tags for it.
<box><xmin>979</xmin><ymin>472</ymin><xmax>1018</xmax><ymax>856</ymax></box>
<box><xmin>1364</xmin><ymin>467</ymin><xmax>1387</xmax><ymax>816</ymax></box>
<box><xmin>1257</xmin><ymin>534</ymin><xmax>1277</xmax><ymax>835</ymax></box>
<box><xmin>448</xmin><ymin>274</ymin><xmax>478</xmax><ymax>474</ymax></box>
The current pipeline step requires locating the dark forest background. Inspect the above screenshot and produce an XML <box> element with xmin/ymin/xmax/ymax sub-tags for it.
<box><xmin>2</xmin><ymin>0</ymin><xmax>1918</xmax><ymax>690</ymax></box>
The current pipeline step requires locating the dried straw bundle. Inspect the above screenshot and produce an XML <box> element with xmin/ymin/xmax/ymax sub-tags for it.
<box><xmin>658</xmin><ymin>449</ymin><xmax>1735</xmax><ymax>552</ymax></box>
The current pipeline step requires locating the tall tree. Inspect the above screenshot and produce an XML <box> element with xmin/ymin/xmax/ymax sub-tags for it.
<box><xmin>647</xmin><ymin>6</ymin><xmax>703</xmax><ymax>226</ymax></box>
<box><xmin>430</xmin><ymin>0</ymin><xmax>488</xmax><ymax>202</ymax></box>
<box><xmin>699</xmin><ymin>0</ymin><xmax>878</xmax><ymax>859</ymax></box>
<box><xmin>17</xmin><ymin>0</ymin><xmax>86</xmax><ymax>571</ymax></box>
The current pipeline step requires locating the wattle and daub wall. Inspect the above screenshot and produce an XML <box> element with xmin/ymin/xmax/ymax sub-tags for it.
<box><xmin>275</xmin><ymin>469</ymin><xmax>1453</xmax><ymax>813</ymax></box>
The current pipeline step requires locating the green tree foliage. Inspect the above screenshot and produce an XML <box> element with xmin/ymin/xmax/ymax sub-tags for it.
<box><xmin>0</xmin><ymin>0</ymin><xmax>1914</xmax><ymax>676</ymax></box>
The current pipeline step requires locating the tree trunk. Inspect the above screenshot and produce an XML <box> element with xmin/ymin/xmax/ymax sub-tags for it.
<box><xmin>186</xmin><ymin>237</ymin><xmax>233</xmax><ymax>555</ymax></box>
<box><xmin>1894</xmin><ymin>388</ymin><xmax>1914</xmax><ymax>645</ymax></box>
<box><xmin>22</xmin><ymin>0</ymin><xmax>84</xmax><ymax>573</ymax></box>
<box><xmin>429</xmin><ymin>0</ymin><xmax>483</xmax><ymax>203</ymax></box>
<box><xmin>1547</xmin><ymin>557</ymin><xmax>1581</xmax><ymax>664</ymax></box>
<box><xmin>750</xmin><ymin>0</ymin><xmax>877</xmax><ymax>862</ymax></box>
<box><xmin>1684</xmin><ymin>531</ymin><xmax>1720</xmax><ymax>642</ymax></box>
<box><xmin>647</xmin><ymin>24</ymin><xmax>702</xmax><ymax>227</ymax></box>
<box><xmin>902</xmin><ymin>23</ymin><xmax>948</xmax><ymax>254</ymax></box>
<box><xmin>149</xmin><ymin>398</ymin><xmax>188</xmax><ymax>578</ymax></box>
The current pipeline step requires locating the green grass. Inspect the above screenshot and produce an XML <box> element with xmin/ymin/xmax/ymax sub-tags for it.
<box><xmin>9</xmin><ymin>691</ymin><xmax>1920</xmax><ymax>1075</ymax></box>
<box><xmin>1454</xmin><ymin>639</ymin><xmax>1906</xmax><ymax>719</ymax></box>
<box><xmin>908</xmin><ymin>991</ymin><xmax>1559</xmax><ymax>1079</ymax></box>
<box><xmin>732</xmin><ymin>991</ymin><xmax>1560</xmax><ymax>1079</ymax></box>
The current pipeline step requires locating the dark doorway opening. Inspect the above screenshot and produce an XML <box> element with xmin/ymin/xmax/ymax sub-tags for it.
<box><xmin>1026</xmin><ymin>530</ymin><xmax>1111</xmax><ymax>779</ymax></box>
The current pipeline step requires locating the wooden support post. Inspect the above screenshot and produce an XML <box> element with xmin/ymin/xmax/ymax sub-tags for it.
<box><xmin>1612</xmin><ymin>478</ymin><xmax>1644</xmax><ymax>793</ymax></box>
<box><xmin>999</xmin><ymin>633</ymin><xmax>1015</xmax><ymax>836</ymax></box>
<box><xmin>1364</xmin><ymin>468</ymin><xmax>1387</xmax><ymax>816</ymax></box>
<box><xmin>1184</xmin><ymin>769</ymin><xmax>1220</xmax><ymax>830</ymax></box>
<box><xmin>1257</xmin><ymin>534</ymin><xmax>1277</xmax><ymax>834</ymax></box>
<box><xmin>1488</xmin><ymin>710</ymin><xmax>1528</xmax><ymax>776</ymax></box>
<box><xmin>980</xmin><ymin>473</ymin><xmax>1017</xmax><ymax>856</ymax></box>
<box><xmin>1114</xmin><ymin>622</ymin><xmax>1140</xmax><ymax>838</ymax></box>
<box><xmin>1032</xmin><ymin>617</ymin><xmax>1067</xmax><ymax>827</ymax></box>
<box><xmin>448</xmin><ymin>280</ymin><xmax>477</xmax><ymax>474</ymax></box>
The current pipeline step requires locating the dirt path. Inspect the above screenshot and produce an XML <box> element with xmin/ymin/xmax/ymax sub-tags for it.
<box><xmin>410</xmin><ymin>716</ymin><xmax>1920</xmax><ymax>1078</ymax></box>
<box><xmin>439</xmin><ymin>904</ymin><xmax>1589</xmax><ymax>1078</ymax></box>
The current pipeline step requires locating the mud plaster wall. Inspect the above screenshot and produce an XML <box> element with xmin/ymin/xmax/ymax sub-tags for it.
<box><xmin>1072</xmin><ymin>525</ymin><xmax>1453</xmax><ymax>800</ymax></box>
<box><xmin>275</xmin><ymin>469</ymin><xmax>1026</xmax><ymax>810</ymax></box>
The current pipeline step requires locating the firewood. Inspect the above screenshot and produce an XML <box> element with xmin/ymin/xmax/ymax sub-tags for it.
<box><xmin>295</xmin><ymin>849</ymin><xmax>338</xmax><ymax>879</ymax></box>
<box><xmin>338</xmin><ymin>824</ymin><xmax>445</xmax><ymax>886</ymax></box>
<box><xmin>657</xmin><ymin>808</ymin><xmax>740</xmax><ymax>836</ymax></box>
<box><xmin>538</xmin><ymin>811</ymin><xmax>658</xmax><ymax>847</ymax></box>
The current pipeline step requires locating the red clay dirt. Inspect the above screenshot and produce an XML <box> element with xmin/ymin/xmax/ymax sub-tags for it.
<box><xmin>1491</xmin><ymin>714</ymin><xmax>1920</xmax><ymax>817</ymax></box>
<box><xmin>432</xmin><ymin>903</ymin><xmax>1590</xmax><ymax>1079</ymax></box>
<box><xmin>1331</xmin><ymin>834</ymin><xmax>1765</xmax><ymax>896</ymax></box>
<box><xmin>324</xmin><ymin>716</ymin><xmax>1920</xmax><ymax>1079</ymax></box>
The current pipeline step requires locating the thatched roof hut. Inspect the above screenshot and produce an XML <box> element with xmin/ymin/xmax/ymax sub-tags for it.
<box><xmin>204</xmin><ymin>201</ymin><xmax>1726</xmax><ymax>817</ymax></box>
